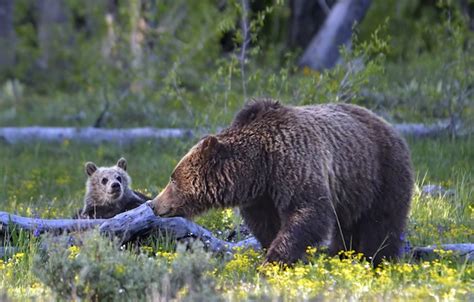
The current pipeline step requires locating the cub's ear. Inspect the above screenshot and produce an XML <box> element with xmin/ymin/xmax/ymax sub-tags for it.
<box><xmin>85</xmin><ymin>162</ymin><xmax>98</xmax><ymax>176</ymax></box>
<box><xmin>201</xmin><ymin>135</ymin><xmax>223</xmax><ymax>158</ymax></box>
<box><xmin>117</xmin><ymin>157</ymin><xmax>127</xmax><ymax>171</ymax></box>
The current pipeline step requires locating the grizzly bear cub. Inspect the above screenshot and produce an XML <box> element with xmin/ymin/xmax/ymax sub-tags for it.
<box><xmin>150</xmin><ymin>99</ymin><xmax>414</xmax><ymax>265</ymax></box>
<box><xmin>76</xmin><ymin>158</ymin><xmax>150</xmax><ymax>219</ymax></box>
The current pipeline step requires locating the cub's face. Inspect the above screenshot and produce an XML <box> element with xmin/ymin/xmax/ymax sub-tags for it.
<box><xmin>85</xmin><ymin>158</ymin><xmax>130</xmax><ymax>204</ymax></box>
<box><xmin>151</xmin><ymin>136</ymin><xmax>222</xmax><ymax>218</ymax></box>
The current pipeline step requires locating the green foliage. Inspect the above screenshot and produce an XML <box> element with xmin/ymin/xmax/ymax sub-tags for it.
<box><xmin>357</xmin><ymin>1</ymin><xmax>474</xmax><ymax>125</ymax></box>
<box><xmin>2</xmin><ymin>1</ymin><xmax>472</xmax><ymax>129</ymax></box>
<box><xmin>32</xmin><ymin>231</ymin><xmax>219</xmax><ymax>301</ymax></box>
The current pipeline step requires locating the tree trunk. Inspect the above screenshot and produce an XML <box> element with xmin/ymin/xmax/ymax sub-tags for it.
<box><xmin>36</xmin><ymin>0</ymin><xmax>71</xmax><ymax>69</ymax></box>
<box><xmin>0</xmin><ymin>0</ymin><xmax>16</xmax><ymax>73</ymax></box>
<box><xmin>298</xmin><ymin>0</ymin><xmax>372</xmax><ymax>70</ymax></box>
<box><xmin>289</xmin><ymin>0</ymin><xmax>333</xmax><ymax>50</ymax></box>
<box><xmin>460</xmin><ymin>0</ymin><xmax>474</xmax><ymax>30</ymax></box>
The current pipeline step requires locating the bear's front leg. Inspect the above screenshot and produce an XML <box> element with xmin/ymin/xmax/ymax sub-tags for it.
<box><xmin>265</xmin><ymin>203</ymin><xmax>334</xmax><ymax>264</ymax></box>
<box><xmin>239</xmin><ymin>195</ymin><xmax>281</xmax><ymax>248</ymax></box>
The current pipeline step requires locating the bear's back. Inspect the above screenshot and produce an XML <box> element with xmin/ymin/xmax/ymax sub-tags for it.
<box><xmin>229</xmin><ymin>100</ymin><xmax>412</xmax><ymax>223</ymax></box>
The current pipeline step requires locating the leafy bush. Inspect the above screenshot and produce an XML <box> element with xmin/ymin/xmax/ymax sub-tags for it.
<box><xmin>32</xmin><ymin>231</ymin><xmax>219</xmax><ymax>301</ymax></box>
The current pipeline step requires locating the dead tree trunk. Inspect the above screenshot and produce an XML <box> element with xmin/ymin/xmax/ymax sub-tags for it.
<box><xmin>298</xmin><ymin>0</ymin><xmax>372</xmax><ymax>70</ymax></box>
<box><xmin>289</xmin><ymin>0</ymin><xmax>331</xmax><ymax>50</ymax></box>
<box><xmin>36</xmin><ymin>0</ymin><xmax>71</xmax><ymax>69</ymax></box>
<box><xmin>0</xmin><ymin>0</ymin><xmax>16</xmax><ymax>73</ymax></box>
<box><xmin>0</xmin><ymin>203</ymin><xmax>261</xmax><ymax>254</ymax></box>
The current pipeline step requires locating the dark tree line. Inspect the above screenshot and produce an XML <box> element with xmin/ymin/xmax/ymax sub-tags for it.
<box><xmin>0</xmin><ymin>0</ymin><xmax>472</xmax><ymax>87</ymax></box>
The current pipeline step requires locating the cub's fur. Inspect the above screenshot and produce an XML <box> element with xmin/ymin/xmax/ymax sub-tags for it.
<box><xmin>77</xmin><ymin>158</ymin><xmax>150</xmax><ymax>219</ymax></box>
<box><xmin>151</xmin><ymin>99</ymin><xmax>413</xmax><ymax>265</ymax></box>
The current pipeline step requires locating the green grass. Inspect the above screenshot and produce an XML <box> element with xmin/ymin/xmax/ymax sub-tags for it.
<box><xmin>0</xmin><ymin>136</ymin><xmax>473</xmax><ymax>300</ymax></box>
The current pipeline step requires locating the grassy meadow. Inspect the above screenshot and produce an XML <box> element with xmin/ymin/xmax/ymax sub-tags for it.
<box><xmin>0</xmin><ymin>135</ymin><xmax>472</xmax><ymax>301</ymax></box>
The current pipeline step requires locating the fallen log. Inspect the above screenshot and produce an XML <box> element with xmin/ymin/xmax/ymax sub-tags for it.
<box><xmin>0</xmin><ymin>122</ymin><xmax>465</xmax><ymax>145</ymax></box>
<box><xmin>0</xmin><ymin>127</ymin><xmax>195</xmax><ymax>144</ymax></box>
<box><xmin>0</xmin><ymin>203</ymin><xmax>261</xmax><ymax>254</ymax></box>
<box><xmin>412</xmin><ymin>244</ymin><xmax>474</xmax><ymax>262</ymax></box>
<box><xmin>393</xmin><ymin>120</ymin><xmax>454</xmax><ymax>138</ymax></box>
<box><xmin>99</xmin><ymin>202</ymin><xmax>261</xmax><ymax>252</ymax></box>
<box><xmin>0</xmin><ymin>211</ymin><xmax>105</xmax><ymax>233</ymax></box>
<box><xmin>1</xmin><ymin>205</ymin><xmax>472</xmax><ymax>261</ymax></box>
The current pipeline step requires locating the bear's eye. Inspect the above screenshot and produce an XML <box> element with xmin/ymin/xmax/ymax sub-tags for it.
<box><xmin>101</xmin><ymin>178</ymin><xmax>108</xmax><ymax>185</ymax></box>
<box><xmin>116</xmin><ymin>176</ymin><xmax>122</xmax><ymax>183</ymax></box>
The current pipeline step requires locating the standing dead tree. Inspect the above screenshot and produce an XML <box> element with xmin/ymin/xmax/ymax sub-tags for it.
<box><xmin>298</xmin><ymin>0</ymin><xmax>372</xmax><ymax>70</ymax></box>
<box><xmin>0</xmin><ymin>0</ymin><xmax>16</xmax><ymax>73</ymax></box>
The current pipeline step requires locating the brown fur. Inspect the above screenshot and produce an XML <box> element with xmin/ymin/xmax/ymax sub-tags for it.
<box><xmin>76</xmin><ymin>158</ymin><xmax>150</xmax><ymax>219</ymax></box>
<box><xmin>151</xmin><ymin>99</ymin><xmax>414</xmax><ymax>265</ymax></box>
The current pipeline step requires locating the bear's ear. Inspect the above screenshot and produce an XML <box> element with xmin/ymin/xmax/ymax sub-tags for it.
<box><xmin>201</xmin><ymin>135</ymin><xmax>222</xmax><ymax>158</ymax></box>
<box><xmin>116</xmin><ymin>157</ymin><xmax>127</xmax><ymax>171</ymax></box>
<box><xmin>85</xmin><ymin>162</ymin><xmax>98</xmax><ymax>176</ymax></box>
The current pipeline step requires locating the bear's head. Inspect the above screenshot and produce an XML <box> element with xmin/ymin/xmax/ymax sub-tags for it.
<box><xmin>84</xmin><ymin>157</ymin><xmax>131</xmax><ymax>205</ymax></box>
<box><xmin>151</xmin><ymin>135</ymin><xmax>254</xmax><ymax>218</ymax></box>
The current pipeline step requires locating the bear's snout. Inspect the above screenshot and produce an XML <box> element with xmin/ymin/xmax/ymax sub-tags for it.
<box><xmin>151</xmin><ymin>198</ymin><xmax>174</xmax><ymax>217</ymax></box>
<box><xmin>107</xmin><ymin>181</ymin><xmax>122</xmax><ymax>198</ymax></box>
<box><xmin>150</xmin><ymin>184</ymin><xmax>182</xmax><ymax>217</ymax></box>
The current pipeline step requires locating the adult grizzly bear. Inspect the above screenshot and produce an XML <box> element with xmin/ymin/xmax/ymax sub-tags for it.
<box><xmin>151</xmin><ymin>99</ymin><xmax>413</xmax><ymax>265</ymax></box>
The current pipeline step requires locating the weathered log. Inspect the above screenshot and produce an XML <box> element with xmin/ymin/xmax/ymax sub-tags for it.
<box><xmin>99</xmin><ymin>202</ymin><xmax>261</xmax><ymax>252</ymax></box>
<box><xmin>0</xmin><ymin>127</ymin><xmax>195</xmax><ymax>144</ymax></box>
<box><xmin>0</xmin><ymin>203</ymin><xmax>261</xmax><ymax>254</ymax></box>
<box><xmin>0</xmin><ymin>122</ymin><xmax>464</xmax><ymax>145</ymax></box>
<box><xmin>1</xmin><ymin>206</ymin><xmax>472</xmax><ymax>260</ymax></box>
<box><xmin>412</xmin><ymin>244</ymin><xmax>474</xmax><ymax>262</ymax></box>
<box><xmin>393</xmin><ymin>120</ymin><xmax>455</xmax><ymax>138</ymax></box>
<box><xmin>0</xmin><ymin>211</ymin><xmax>105</xmax><ymax>233</ymax></box>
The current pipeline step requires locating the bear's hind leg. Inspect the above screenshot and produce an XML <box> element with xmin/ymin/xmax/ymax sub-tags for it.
<box><xmin>356</xmin><ymin>157</ymin><xmax>412</xmax><ymax>266</ymax></box>
<box><xmin>354</xmin><ymin>206</ymin><xmax>407</xmax><ymax>266</ymax></box>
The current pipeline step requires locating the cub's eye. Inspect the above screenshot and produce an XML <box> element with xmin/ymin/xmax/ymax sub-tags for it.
<box><xmin>170</xmin><ymin>178</ymin><xmax>176</xmax><ymax>184</ymax></box>
<box><xmin>101</xmin><ymin>178</ymin><xmax>108</xmax><ymax>185</ymax></box>
<box><xmin>116</xmin><ymin>176</ymin><xmax>122</xmax><ymax>183</ymax></box>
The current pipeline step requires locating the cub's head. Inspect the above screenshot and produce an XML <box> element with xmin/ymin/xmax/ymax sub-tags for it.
<box><xmin>151</xmin><ymin>135</ymin><xmax>234</xmax><ymax>219</ymax></box>
<box><xmin>85</xmin><ymin>157</ymin><xmax>131</xmax><ymax>205</ymax></box>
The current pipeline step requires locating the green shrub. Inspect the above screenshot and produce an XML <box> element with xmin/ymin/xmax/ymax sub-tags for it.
<box><xmin>32</xmin><ymin>231</ymin><xmax>219</xmax><ymax>301</ymax></box>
